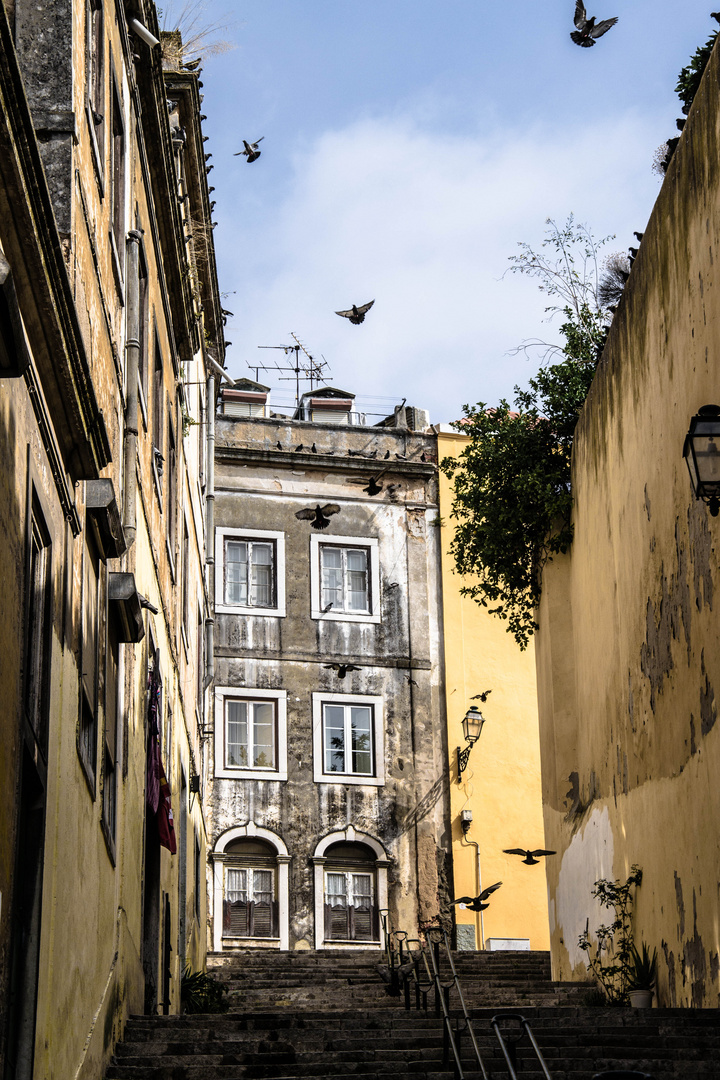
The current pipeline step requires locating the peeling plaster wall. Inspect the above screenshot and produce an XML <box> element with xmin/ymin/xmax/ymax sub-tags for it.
<box><xmin>536</xmin><ymin>39</ymin><xmax>720</xmax><ymax>1006</ymax></box>
<box><xmin>210</xmin><ymin>416</ymin><xmax>451</xmax><ymax>948</ymax></box>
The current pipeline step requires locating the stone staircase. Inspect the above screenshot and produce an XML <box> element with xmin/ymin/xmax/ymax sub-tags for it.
<box><xmin>105</xmin><ymin>949</ymin><xmax>720</xmax><ymax>1079</ymax></box>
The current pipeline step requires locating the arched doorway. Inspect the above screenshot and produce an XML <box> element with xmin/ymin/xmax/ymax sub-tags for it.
<box><xmin>211</xmin><ymin>824</ymin><xmax>290</xmax><ymax>951</ymax></box>
<box><xmin>312</xmin><ymin>827</ymin><xmax>390</xmax><ymax>950</ymax></box>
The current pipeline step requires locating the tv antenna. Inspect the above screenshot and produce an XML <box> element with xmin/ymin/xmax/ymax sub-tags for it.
<box><xmin>254</xmin><ymin>333</ymin><xmax>331</xmax><ymax>404</ymax></box>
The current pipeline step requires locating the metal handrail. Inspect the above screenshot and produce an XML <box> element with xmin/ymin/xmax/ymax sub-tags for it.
<box><xmin>491</xmin><ymin>1011</ymin><xmax>553</xmax><ymax>1080</ymax></box>
<box><xmin>426</xmin><ymin>928</ymin><xmax>490</xmax><ymax>1080</ymax></box>
<box><xmin>417</xmin><ymin>935</ymin><xmax>465</xmax><ymax>1079</ymax></box>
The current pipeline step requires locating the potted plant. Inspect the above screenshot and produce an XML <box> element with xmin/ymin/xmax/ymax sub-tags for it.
<box><xmin>626</xmin><ymin>942</ymin><xmax>657</xmax><ymax>1007</ymax></box>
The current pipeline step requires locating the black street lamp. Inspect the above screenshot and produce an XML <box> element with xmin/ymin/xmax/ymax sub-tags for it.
<box><xmin>457</xmin><ymin>706</ymin><xmax>486</xmax><ymax>779</ymax></box>
<box><xmin>684</xmin><ymin>404</ymin><xmax>720</xmax><ymax>516</ymax></box>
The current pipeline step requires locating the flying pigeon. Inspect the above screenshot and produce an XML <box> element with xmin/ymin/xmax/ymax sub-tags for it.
<box><xmin>471</xmin><ymin>690</ymin><xmax>492</xmax><ymax>702</ymax></box>
<box><xmin>503</xmin><ymin>848</ymin><xmax>557</xmax><ymax>865</ymax></box>
<box><xmin>294</xmin><ymin>504</ymin><xmax>341</xmax><ymax>530</ymax></box>
<box><xmin>324</xmin><ymin>663</ymin><xmax>362</xmax><ymax>679</ymax></box>
<box><xmin>335</xmin><ymin>300</ymin><xmax>375</xmax><ymax>325</ymax></box>
<box><xmin>363</xmin><ymin>469</ymin><xmax>389</xmax><ymax>496</ymax></box>
<box><xmin>570</xmin><ymin>2</ymin><xmax>618</xmax><ymax>47</ymax></box>
<box><xmin>234</xmin><ymin>137</ymin><xmax>264</xmax><ymax>163</ymax></box>
<box><xmin>451</xmin><ymin>882</ymin><xmax>503</xmax><ymax>912</ymax></box>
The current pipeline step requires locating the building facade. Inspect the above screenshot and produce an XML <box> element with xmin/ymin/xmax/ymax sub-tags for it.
<box><xmin>209</xmin><ymin>387</ymin><xmax>452</xmax><ymax>953</ymax></box>
<box><xmin>0</xmin><ymin>2</ymin><xmax>222</xmax><ymax>1076</ymax></box>
<box><xmin>535</xmin><ymin>37</ymin><xmax>720</xmax><ymax>1005</ymax></box>
<box><xmin>436</xmin><ymin>426</ymin><xmax>550</xmax><ymax>953</ymax></box>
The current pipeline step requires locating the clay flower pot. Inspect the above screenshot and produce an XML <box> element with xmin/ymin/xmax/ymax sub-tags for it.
<box><xmin>628</xmin><ymin>989</ymin><xmax>653</xmax><ymax>1008</ymax></box>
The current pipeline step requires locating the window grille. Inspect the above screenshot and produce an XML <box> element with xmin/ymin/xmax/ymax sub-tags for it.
<box><xmin>224</xmin><ymin>539</ymin><xmax>274</xmax><ymax>607</ymax></box>
<box><xmin>320</xmin><ymin>545</ymin><xmax>369</xmax><ymax>613</ymax></box>
<box><xmin>226</xmin><ymin>699</ymin><xmax>276</xmax><ymax>770</ymax></box>
<box><xmin>323</xmin><ymin>703</ymin><xmax>373</xmax><ymax>776</ymax></box>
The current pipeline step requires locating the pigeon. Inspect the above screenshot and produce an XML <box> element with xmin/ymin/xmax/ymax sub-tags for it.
<box><xmin>234</xmin><ymin>137</ymin><xmax>264</xmax><ymax>163</ymax></box>
<box><xmin>676</xmin><ymin>118</ymin><xmax>686</xmax><ymax>132</ymax></box>
<box><xmin>276</xmin><ymin>441</ymin><xmax>283</xmax><ymax>450</ymax></box>
<box><xmin>363</xmin><ymin>474</ymin><xmax>385</xmax><ymax>496</ymax></box>
<box><xmin>633</xmin><ymin>231</ymin><xmax>644</xmax><ymax>242</ymax></box>
<box><xmin>311</xmin><ymin>443</ymin><xmax>318</xmax><ymax>454</ymax></box>
<box><xmin>451</xmin><ymin>882</ymin><xmax>502</xmax><ymax>911</ymax></box>
<box><xmin>712</xmin><ymin>12</ymin><xmax>720</xmax><ymax>25</ymax></box>
<box><xmin>383</xmin><ymin>450</ymin><xmax>391</xmax><ymax>459</ymax></box>
<box><xmin>321</xmin><ymin>602</ymin><xmax>334</xmax><ymax>613</ymax></box>
<box><xmin>405</xmin><ymin>675</ymin><xmax>419</xmax><ymax>686</ymax></box>
<box><xmin>570</xmin><ymin>2</ymin><xmax>618</xmax><ymax>47</ymax></box>
<box><xmin>335</xmin><ymin>300</ymin><xmax>375</xmax><ymax>325</ymax></box>
<box><xmin>503</xmin><ymin>848</ymin><xmax>557</xmax><ymax>866</ymax></box>
<box><xmin>294</xmin><ymin>504</ymin><xmax>342</xmax><ymax>530</ymax></box>
<box><xmin>294</xmin><ymin>444</ymin><xmax>304</xmax><ymax>452</ymax></box>
<box><xmin>324</xmin><ymin>663</ymin><xmax>362</xmax><ymax>679</ymax></box>
<box><xmin>471</xmin><ymin>690</ymin><xmax>492</xmax><ymax>702</ymax></box>
<box><xmin>181</xmin><ymin>57</ymin><xmax>202</xmax><ymax>71</ymax></box>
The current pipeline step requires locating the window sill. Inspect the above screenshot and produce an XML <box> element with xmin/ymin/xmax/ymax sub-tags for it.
<box><xmin>314</xmin><ymin>773</ymin><xmax>384</xmax><ymax>788</ymax></box>
<box><xmin>215</xmin><ymin>766</ymin><xmax>288</xmax><ymax>782</ymax></box>
<box><xmin>311</xmin><ymin>608</ymin><xmax>381</xmax><ymax>625</ymax></box>
<box><xmin>215</xmin><ymin>603</ymin><xmax>286</xmax><ymax>618</ymax></box>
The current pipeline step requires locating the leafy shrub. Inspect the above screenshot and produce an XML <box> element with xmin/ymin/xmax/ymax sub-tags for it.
<box><xmin>181</xmin><ymin>966</ymin><xmax>229</xmax><ymax>1014</ymax></box>
<box><xmin>577</xmin><ymin>865</ymin><xmax>643</xmax><ymax>1006</ymax></box>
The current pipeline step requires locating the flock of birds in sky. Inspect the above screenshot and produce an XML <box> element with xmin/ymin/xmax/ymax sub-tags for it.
<box><xmin>228</xmin><ymin>5</ymin><xmax>621</xmax><ymax>334</ymax></box>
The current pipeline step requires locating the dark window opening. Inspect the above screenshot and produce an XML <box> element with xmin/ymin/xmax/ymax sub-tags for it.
<box><xmin>323</xmin><ymin>842</ymin><xmax>379</xmax><ymax>942</ymax></box>
<box><xmin>152</xmin><ymin>336</ymin><xmax>164</xmax><ymax>493</ymax></box>
<box><xmin>222</xmin><ymin>840</ymin><xmax>278</xmax><ymax>939</ymax></box>
<box><xmin>25</xmin><ymin>503</ymin><xmax>51</xmax><ymax>756</ymax></box>
<box><xmin>79</xmin><ymin>533</ymin><xmax>102</xmax><ymax>790</ymax></box>
<box><xmin>86</xmin><ymin>0</ymin><xmax>105</xmax><ymax>162</ymax></box>
<box><xmin>110</xmin><ymin>83</ymin><xmax>125</xmax><ymax>260</ymax></box>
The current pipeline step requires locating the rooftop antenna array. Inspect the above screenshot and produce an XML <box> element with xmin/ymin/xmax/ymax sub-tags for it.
<box><xmin>253</xmin><ymin>333</ymin><xmax>331</xmax><ymax>404</ymax></box>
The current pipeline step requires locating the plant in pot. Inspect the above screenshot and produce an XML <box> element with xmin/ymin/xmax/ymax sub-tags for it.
<box><xmin>626</xmin><ymin>942</ymin><xmax>657</xmax><ymax>1007</ymax></box>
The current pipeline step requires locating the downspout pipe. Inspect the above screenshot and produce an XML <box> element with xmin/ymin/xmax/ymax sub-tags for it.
<box><xmin>204</xmin><ymin>370</ymin><xmax>215</xmax><ymax>690</ymax></box>
<box><xmin>123</xmin><ymin>230</ymin><xmax>143</xmax><ymax>548</ymax></box>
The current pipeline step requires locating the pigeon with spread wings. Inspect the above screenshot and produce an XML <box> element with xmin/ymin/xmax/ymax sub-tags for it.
<box><xmin>336</xmin><ymin>300</ymin><xmax>375</xmax><ymax>325</ymax></box>
<box><xmin>234</xmin><ymin>137</ymin><xmax>264</xmax><ymax>162</ymax></box>
<box><xmin>570</xmin><ymin>1</ymin><xmax>618</xmax><ymax>47</ymax></box>
<box><xmin>295</xmin><ymin>504</ymin><xmax>341</xmax><ymax>530</ymax></box>
<box><xmin>504</xmin><ymin>848</ymin><xmax>556</xmax><ymax>865</ymax></box>
<box><xmin>451</xmin><ymin>882</ymin><xmax>502</xmax><ymax>911</ymax></box>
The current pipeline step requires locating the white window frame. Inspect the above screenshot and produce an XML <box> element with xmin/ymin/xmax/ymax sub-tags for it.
<box><xmin>215</xmin><ymin>686</ymin><xmax>288</xmax><ymax>781</ymax></box>
<box><xmin>312</xmin><ymin>692</ymin><xmax>384</xmax><ymax>787</ymax></box>
<box><xmin>215</xmin><ymin>527</ymin><xmax>286</xmax><ymax>617</ymax></box>
<box><xmin>310</xmin><ymin>534</ymin><xmax>380</xmax><ymax>624</ymax></box>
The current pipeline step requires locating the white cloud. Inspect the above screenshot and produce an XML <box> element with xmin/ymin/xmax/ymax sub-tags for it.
<box><xmin>217</xmin><ymin>107</ymin><xmax>666</xmax><ymax>424</ymax></box>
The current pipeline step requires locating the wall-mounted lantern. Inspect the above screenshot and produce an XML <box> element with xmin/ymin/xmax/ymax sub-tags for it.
<box><xmin>684</xmin><ymin>404</ymin><xmax>720</xmax><ymax>516</ymax></box>
<box><xmin>457</xmin><ymin>706</ymin><xmax>486</xmax><ymax>780</ymax></box>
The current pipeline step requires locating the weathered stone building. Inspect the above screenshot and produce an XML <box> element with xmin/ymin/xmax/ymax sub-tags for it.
<box><xmin>210</xmin><ymin>385</ymin><xmax>451</xmax><ymax>952</ymax></box>
<box><xmin>0</xmin><ymin>2</ymin><xmax>223</xmax><ymax>1075</ymax></box>
<box><xmin>535</xmin><ymin>37</ymin><xmax>720</xmax><ymax>1005</ymax></box>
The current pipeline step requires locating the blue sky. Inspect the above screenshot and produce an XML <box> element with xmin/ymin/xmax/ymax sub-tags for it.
<box><xmin>168</xmin><ymin>1</ymin><xmax>715</xmax><ymax>424</ymax></box>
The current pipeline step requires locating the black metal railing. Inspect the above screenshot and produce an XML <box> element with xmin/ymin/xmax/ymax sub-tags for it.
<box><xmin>491</xmin><ymin>1012</ymin><xmax>553</xmax><ymax>1080</ymax></box>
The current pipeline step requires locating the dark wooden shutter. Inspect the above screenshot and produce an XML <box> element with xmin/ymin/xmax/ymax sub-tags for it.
<box><xmin>349</xmin><ymin>904</ymin><xmax>372</xmax><ymax>941</ymax></box>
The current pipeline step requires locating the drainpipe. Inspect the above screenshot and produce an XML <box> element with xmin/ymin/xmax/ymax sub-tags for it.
<box><xmin>204</xmin><ymin>370</ymin><xmax>215</xmax><ymax>689</ymax></box>
<box><xmin>461</xmin><ymin>834</ymin><xmax>485</xmax><ymax>950</ymax></box>
<box><xmin>123</xmin><ymin>230</ymin><xmax>143</xmax><ymax>548</ymax></box>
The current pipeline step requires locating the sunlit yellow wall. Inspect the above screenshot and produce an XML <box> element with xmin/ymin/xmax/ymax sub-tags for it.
<box><xmin>437</xmin><ymin>429</ymin><xmax>550</xmax><ymax>951</ymax></box>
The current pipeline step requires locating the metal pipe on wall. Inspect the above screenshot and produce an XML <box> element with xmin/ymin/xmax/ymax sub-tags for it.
<box><xmin>122</xmin><ymin>230</ymin><xmax>143</xmax><ymax>547</ymax></box>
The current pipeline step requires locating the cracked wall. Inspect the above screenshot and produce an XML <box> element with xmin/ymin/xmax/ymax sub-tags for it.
<box><xmin>535</xmin><ymin>38</ymin><xmax>720</xmax><ymax>1006</ymax></box>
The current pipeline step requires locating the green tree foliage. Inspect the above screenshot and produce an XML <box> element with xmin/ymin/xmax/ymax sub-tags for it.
<box><xmin>676</xmin><ymin>30</ymin><xmax>718</xmax><ymax>112</ymax></box>
<box><xmin>441</xmin><ymin>218</ymin><xmax>611</xmax><ymax>648</ymax></box>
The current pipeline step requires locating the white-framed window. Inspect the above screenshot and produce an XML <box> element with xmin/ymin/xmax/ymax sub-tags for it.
<box><xmin>224</xmin><ymin>866</ymin><xmax>277</xmax><ymax>938</ymax></box>
<box><xmin>215</xmin><ymin>527</ymin><xmax>286</xmax><ymax>617</ymax></box>
<box><xmin>310</xmin><ymin>534</ymin><xmax>380</xmax><ymax>623</ymax></box>
<box><xmin>312</xmin><ymin>692</ymin><xmax>384</xmax><ymax>787</ymax></box>
<box><xmin>324</xmin><ymin>870</ymin><xmax>376</xmax><ymax>942</ymax></box>
<box><xmin>215</xmin><ymin>686</ymin><xmax>288</xmax><ymax>781</ymax></box>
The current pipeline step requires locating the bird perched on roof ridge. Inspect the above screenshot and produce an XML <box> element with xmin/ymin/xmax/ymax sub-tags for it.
<box><xmin>451</xmin><ymin>882</ymin><xmax>502</xmax><ymax>911</ymax></box>
<box><xmin>336</xmin><ymin>300</ymin><xmax>375</xmax><ymax>325</ymax></box>
<box><xmin>234</xmin><ymin>137</ymin><xmax>264</xmax><ymax>163</ymax></box>
<box><xmin>570</xmin><ymin>1</ymin><xmax>618</xmax><ymax>47</ymax></box>
<box><xmin>295</xmin><ymin>504</ymin><xmax>341</xmax><ymax>530</ymax></box>
<box><xmin>503</xmin><ymin>848</ymin><xmax>556</xmax><ymax>865</ymax></box>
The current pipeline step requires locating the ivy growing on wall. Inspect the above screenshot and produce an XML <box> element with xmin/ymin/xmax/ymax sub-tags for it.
<box><xmin>441</xmin><ymin>218</ymin><xmax>611</xmax><ymax>649</ymax></box>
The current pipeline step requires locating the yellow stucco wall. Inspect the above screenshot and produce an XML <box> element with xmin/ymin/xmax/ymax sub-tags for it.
<box><xmin>437</xmin><ymin>430</ymin><xmax>550</xmax><ymax>951</ymax></box>
<box><xmin>535</xmin><ymin>37</ymin><xmax>720</xmax><ymax>1006</ymax></box>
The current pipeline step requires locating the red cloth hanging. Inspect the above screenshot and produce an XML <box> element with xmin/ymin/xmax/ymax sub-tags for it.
<box><xmin>156</xmin><ymin>759</ymin><xmax>177</xmax><ymax>854</ymax></box>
